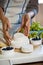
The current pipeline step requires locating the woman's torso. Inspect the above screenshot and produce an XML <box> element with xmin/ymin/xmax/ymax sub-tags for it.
<box><xmin>5</xmin><ymin>0</ymin><xmax>29</xmax><ymax>34</ymax></box>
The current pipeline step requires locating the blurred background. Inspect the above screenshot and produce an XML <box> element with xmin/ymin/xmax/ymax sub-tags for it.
<box><xmin>33</xmin><ymin>4</ymin><xmax>43</xmax><ymax>26</ymax></box>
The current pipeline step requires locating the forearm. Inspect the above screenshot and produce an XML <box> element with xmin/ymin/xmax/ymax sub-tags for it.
<box><xmin>0</xmin><ymin>7</ymin><xmax>5</xmax><ymax>21</ymax></box>
<box><xmin>0</xmin><ymin>7</ymin><xmax>8</xmax><ymax>25</ymax></box>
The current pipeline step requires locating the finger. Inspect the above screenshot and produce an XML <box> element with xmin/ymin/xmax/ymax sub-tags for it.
<box><xmin>3</xmin><ymin>31</ymin><xmax>12</xmax><ymax>41</ymax></box>
<box><xmin>5</xmin><ymin>38</ymin><xmax>11</xmax><ymax>46</ymax></box>
<box><xmin>3</xmin><ymin>31</ymin><xmax>12</xmax><ymax>46</ymax></box>
<box><xmin>26</xmin><ymin>20</ymin><xmax>30</xmax><ymax>37</ymax></box>
<box><xmin>26</xmin><ymin>22</ymin><xmax>30</xmax><ymax>32</ymax></box>
<box><xmin>5</xmin><ymin>31</ymin><xmax>12</xmax><ymax>40</ymax></box>
<box><xmin>24</xmin><ymin>26</ymin><xmax>28</xmax><ymax>36</ymax></box>
<box><xmin>4</xmin><ymin>35</ymin><xmax>11</xmax><ymax>46</ymax></box>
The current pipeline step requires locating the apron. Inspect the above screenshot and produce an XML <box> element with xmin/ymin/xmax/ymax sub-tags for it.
<box><xmin>5</xmin><ymin>0</ymin><xmax>29</xmax><ymax>35</ymax></box>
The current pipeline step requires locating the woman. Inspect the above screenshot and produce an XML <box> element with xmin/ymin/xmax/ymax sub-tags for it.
<box><xmin>0</xmin><ymin>0</ymin><xmax>38</xmax><ymax>45</ymax></box>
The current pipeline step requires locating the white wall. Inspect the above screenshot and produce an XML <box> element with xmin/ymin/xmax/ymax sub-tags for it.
<box><xmin>38</xmin><ymin>0</ymin><xmax>43</xmax><ymax>4</ymax></box>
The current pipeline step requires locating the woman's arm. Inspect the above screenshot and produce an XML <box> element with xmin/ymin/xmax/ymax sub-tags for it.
<box><xmin>0</xmin><ymin>0</ymin><xmax>11</xmax><ymax>45</ymax></box>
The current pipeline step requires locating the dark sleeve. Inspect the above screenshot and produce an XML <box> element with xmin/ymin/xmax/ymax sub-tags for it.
<box><xmin>25</xmin><ymin>0</ymin><xmax>38</xmax><ymax>14</ymax></box>
<box><xmin>0</xmin><ymin>0</ymin><xmax>10</xmax><ymax>13</ymax></box>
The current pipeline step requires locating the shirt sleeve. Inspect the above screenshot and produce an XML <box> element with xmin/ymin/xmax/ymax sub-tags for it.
<box><xmin>0</xmin><ymin>0</ymin><xmax>10</xmax><ymax>13</ymax></box>
<box><xmin>25</xmin><ymin>0</ymin><xmax>38</xmax><ymax>18</ymax></box>
<box><xmin>28</xmin><ymin>9</ymin><xmax>38</xmax><ymax>18</ymax></box>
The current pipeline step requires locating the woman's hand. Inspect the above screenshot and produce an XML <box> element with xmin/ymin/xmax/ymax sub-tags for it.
<box><xmin>2</xmin><ymin>17</ymin><xmax>12</xmax><ymax>46</ymax></box>
<box><xmin>21</xmin><ymin>13</ymin><xmax>30</xmax><ymax>37</ymax></box>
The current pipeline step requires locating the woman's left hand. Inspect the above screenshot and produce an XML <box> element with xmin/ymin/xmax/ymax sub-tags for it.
<box><xmin>21</xmin><ymin>13</ymin><xmax>30</xmax><ymax>36</ymax></box>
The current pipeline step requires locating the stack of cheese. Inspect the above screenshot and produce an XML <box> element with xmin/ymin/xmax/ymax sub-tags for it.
<box><xmin>11</xmin><ymin>33</ymin><xmax>33</xmax><ymax>53</ymax></box>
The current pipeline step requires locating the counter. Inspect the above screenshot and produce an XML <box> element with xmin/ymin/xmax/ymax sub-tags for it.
<box><xmin>0</xmin><ymin>45</ymin><xmax>43</xmax><ymax>65</ymax></box>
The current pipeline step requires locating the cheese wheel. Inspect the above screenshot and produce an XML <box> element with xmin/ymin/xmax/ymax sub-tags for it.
<box><xmin>21</xmin><ymin>44</ymin><xmax>33</xmax><ymax>53</ymax></box>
